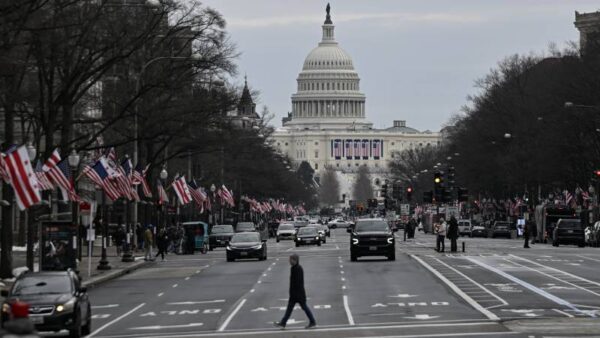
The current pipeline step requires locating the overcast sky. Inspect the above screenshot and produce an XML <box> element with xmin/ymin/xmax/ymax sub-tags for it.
<box><xmin>200</xmin><ymin>0</ymin><xmax>599</xmax><ymax>131</ymax></box>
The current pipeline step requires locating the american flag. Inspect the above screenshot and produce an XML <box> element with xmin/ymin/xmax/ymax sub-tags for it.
<box><xmin>202</xmin><ymin>187</ymin><xmax>211</xmax><ymax>211</ymax></box>
<box><xmin>188</xmin><ymin>180</ymin><xmax>206</xmax><ymax>212</ymax></box>
<box><xmin>4</xmin><ymin>146</ymin><xmax>41</xmax><ymax>210</ymax></box>
<box><xmin>345</xmin><ymin>140</ymin><xmax>353</xmax><ymax>159</ymax></box>
<box><xmin>564</xmin><ymin>190</ymin><xmax>573</xmax><ymax>206</ymax></box>
<box><xmin>46</xmin><ymin>159</ymin><xmax>81</xmax><ymax>202</ymax></box>
<box><xmin>105</xmin><ymin>147</ymin><xmax>117</xmax><ymax>163</ymax></box>
<box><xmin>362</xmin><ymin>140</ymin><xmax>369</xmax><ymax>159</ymax></box>
<box><xmin>172</xmin><ymin>175</ymin><xmax>192</xmax><ymax>205</ymax></box>
<box><xmin>42</xmin><ymin>148</ymin><xmax>61</xmax><ymax>172</ymax></box>
<box><xmin>35</xmin><ymin>160</ymin><xmax>53</xmax><ymax>191</ymax></box>
<box><xmin>83</xmin><ymin>157</ymin><xmax>121</xmax><ymax>201</ymax></box>
<box><xmin>0</xmin><ymin>154</ymin><xmax>10</xmax><ymax>183</ymax></box>
<box><xmin>157</xmin><ymin>179</ymin><xmax>169</xmax><ymax>205</ymax></box>
<box><xmin>332</xmin><ymin>139</ymin><xmax>343</xmax><ymax>159</ymax></box>
<box><xmin>372</xmin><ymin>139</ymin><xmax>382</xmax><ymax>159</ymax></box>
<box><xmin>132</xmin><ymin>163</ymin><xmax>152</xmax><ymax>198</ymax></box>
<box><xmin>219</xmin><ymin>185</ymin><xmax>235</xmax><ymax>207</ymax></box>
<box><xmin>353</xmin><ymin>140</ymin><xmax>361</xmax><ymax>159</ymax></box>
<box><xmin>113</xmin><ymin>158</ymin><xmax>133</xmax><ymax>200</ymax></box>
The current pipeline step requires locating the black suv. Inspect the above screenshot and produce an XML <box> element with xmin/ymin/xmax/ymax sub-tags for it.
<box><xmin>1</xmin><ymin>270</ymin><xmax>91</xmax><ymax>337</ymax></box>
<box><xmin>553</xmin><ymin>219</ymin><xmax>585</xmax><ymax>247</ymax></box>
<box><xmin>348</xmin><ymin>219</ymin><xmax>397</xmax><ymax>261</ymax></box>
<box><xmin>209</xmin><ymin>224</ymin><xmax>235</xmax><ymax>250</ymax></box>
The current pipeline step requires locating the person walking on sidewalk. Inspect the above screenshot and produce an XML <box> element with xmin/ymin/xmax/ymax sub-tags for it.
<box><xmin>155</xmin><ymin>229</ymin><xmax>169</xmax><ymax>261</ymax></box>
<box><xmin>274</xmin><ymin>254</ymin><xmax>316</xmax><ymax>329</ymax></box>
<box><xmin>144</xmin><ymin>226</ymin><xmax>154</xmax><ymax>261</ymax></box>
<box><xmin>435</xmin><ymin>218</ymin><xmax>447</xmax><ymax>252</ymax></box>
<box><xmin>447</xmin><ymin>216</ymin><xmax>459</xmax><ymax>252</ymax></box>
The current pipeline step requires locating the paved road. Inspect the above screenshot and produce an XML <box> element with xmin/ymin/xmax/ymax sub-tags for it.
<box><xmin>63</xmin><ymin>229</ymin><xmax>600</xmax><ymax>338</ymax></box>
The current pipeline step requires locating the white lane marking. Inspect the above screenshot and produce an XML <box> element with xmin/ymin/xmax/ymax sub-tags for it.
<box><xmin>91</xmin><ymin>304</ymin><xmax>119</xmax><ymax>309</ymax></box>
<box><xmin>167</xmin><ymin>300</ymin><xmax>225</xmax><ymax>305</ymax></box>
<box><xmin>552</xmin><ymin>308</ymin><xmax>575</xmax><ymax>318</ymax></box>
<box><xmin>130</xmin><ymin>323</ymin><xmax>204</xmax><ymax>330</ymax></box>
<box><xmin>511</xmin><ymin>254</ymin><xmax>600</xmax><ymax>288</ymax></box>
<box><xmin>217</xmin><ymin>299</ymin><xmax>246</xmax><ymax>332</ymax></box>
<box><xmin>157</xmin><ymin>293</ymin><xmax>164</xmax><ymax>297</ymax></box>
<box><xmin>342</xmin><ymin>285</ymin><xmax>347</xmax><ymax>290</ymax></box>
<box><xmin>506</xmin><ymin>259</ymin><xmax>600</xmax><ymax>297</ymax></box>
<box><xmin>340</xmin><ymin>270</ymin><xmax>345</xmax><ymax>274</ymax></box>
<box><xmin>196</xmin><ymin>270</ymin><xmax>201</xmax><ymax>273</ymax></box>
<box><xmin>250</xmin><ymin>289</ymin><xmax>255</xmax><ymax>293</ymax></box>
<box><xmin>262</xmin><ymin>273</ymin><xmax>267</xmax><ymax>277</ymax></box>
<box><xmin>576</xmin><ymin>254</ymin><xmax>600</xmax><ymax>263</ymax></box>
<box><xmin>172</xmin><ymin>284</ymin><xmax>178</xmax><ymax>288</ymax></box>
<box><xmin>467</xmin><ymin>257</ymin><xmax>592</xmax><ymax>317</ymax></box>
<box><xmin>432</xmin><ymin>258</ymin><xmax>508</xmax><ymax>308</ymax></box>
<box><xmin>343</xmin><ymin>295</ymin><xmax>355</xmax><ymax>326</ymax></box>
<box><xmin>341</xmin><ymin>277</ymin><xmax>346</xmax><ymax>282</ymax></box>
<box><xmin>87</xmin><ymin>303</ymin><xmax>145</xmax><ymax>337</ymax></box>
<box><xmin>185</xmin><ymin>277</ymin><xmax>190</xmax><ymax>281</ymax></box>
<box><xmin>411</xmin><ymin>255</ymin><xmax>499</xmax><ymax>321</ymax></box>
<box><xmin>345</xmin><ymin>332</ymin><xmax>519</xmax><ymax>338</ymax></box>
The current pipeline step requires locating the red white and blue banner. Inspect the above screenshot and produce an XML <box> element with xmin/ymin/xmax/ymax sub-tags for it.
<box><xmin>332</xmin><ymin>139</ymin><xmax>343</xmax><ymax>159</ymax></box>
<box><xmin>331</xmin><ymin>139</ymin><xmax>383</xmax><ymax>160</ymax></box>
<box><xmin>345</xmin><ymin>140</ymin><xmax>353</xmax><ymax>160</ymax></box>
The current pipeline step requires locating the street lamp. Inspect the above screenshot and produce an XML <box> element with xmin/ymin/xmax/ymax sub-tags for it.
<box><xmin>67</xmin><ymin>150</ymin><xmax>82</xmax><ymax>262</ymax></box>
<box><xmin>159</xmin><ymin>167</ymin><xmax>168</xmax><ymax>229</ymax></box>
<box><xmin>210</xmin><ymin>184</ymin><xmax>217</xmax><ymax>225</ymax></box>
<box><xmin>25</xmin><ymin>143</ymin><xmax>36</xmax><ymax>271</ymax></box>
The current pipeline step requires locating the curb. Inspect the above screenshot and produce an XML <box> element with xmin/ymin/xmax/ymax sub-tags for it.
<box><xmin>82</xmin><ymin>260</ymin><xmax>152</xmax><ymax>289</ymax></box>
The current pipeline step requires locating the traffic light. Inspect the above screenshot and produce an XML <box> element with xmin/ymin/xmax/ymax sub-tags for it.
<box><xmin>595</xmin><ymin>170</ymin><xmax>600</xmax><ymax>178</ymax></box>
<box><xmin>423</xmin><ymin>191</ymin><xmax>433</xmax><ymax>203</ymax></box>
<box><xmin>381</xmin><ymin>183</ymin><xmax>388</xmax><ymax>199</ymax></box>
<box><xmin>442</xmin><ymin>189</ymin><xmax>452</xmax><ymax>203</ymax></box>
<box><xmin>457</xmin><ymin>188</ymin><xmax>469</xmax><ymax>202</ymax></box>
<box><xmin>392</xmin><ymin>182</ymin><xmax>402</xmax><ymax>200</ymax></box>
<box><xmin>434</xmin><ymin>172</ymin><xmax>443</xmax><ymax>185</ymax></box>
<box><xmin>406</xmin><ymin>187</ymin><xmax>413</xmax><ymax>201</ymax></box>
<box><xmin>447</xmin><ymin>166</ymin><xmax>456</xmax><ymax>188</ymax></box>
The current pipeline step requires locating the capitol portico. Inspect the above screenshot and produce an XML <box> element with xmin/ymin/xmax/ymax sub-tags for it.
<box><xmin>270</xmin><ymin>5</ymin><xmax>441</xmax><ymax>206</ymax></box>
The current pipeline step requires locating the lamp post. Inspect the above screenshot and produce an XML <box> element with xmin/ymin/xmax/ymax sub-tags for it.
<box><xmin>160</xmin><ymin>167</ymin><xmax>168</xmax><ymax>229</ymax></box>
<box><xmin>210</xmin><ymin>184</ymin><xmax>216</xmax><ymax>225</ymax></box>
<box><xmin>25</xmin><ymin>143</ymin><xmax>36</xmax><ymax>271</ymax></box>
<box><xmin>67</xmin><ymin>150</ymin><xmax>81</xmax><ymax>263</ymax></box>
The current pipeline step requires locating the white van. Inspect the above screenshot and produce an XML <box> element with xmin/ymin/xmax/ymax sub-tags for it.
<box><xmin>458</xmin><ymin>220</ymin><xmax>471</xmax><ymax>236</ymax></box>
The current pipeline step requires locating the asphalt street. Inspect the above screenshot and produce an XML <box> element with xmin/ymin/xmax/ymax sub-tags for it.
<box><xmin>54</xmin><ymin>229</ymin><xmax>600</xmax><ymax>338</ymax></box>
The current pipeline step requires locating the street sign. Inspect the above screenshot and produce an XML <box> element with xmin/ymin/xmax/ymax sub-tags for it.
<box><xmin>446</xmin><ymin>206</ymin><xmax>459</xmax><ymax>217</ymax></box>
<box><xmin>400</xmin><ymin>204</ymin><xmax>410</xmax><ymax>215</ymax></box>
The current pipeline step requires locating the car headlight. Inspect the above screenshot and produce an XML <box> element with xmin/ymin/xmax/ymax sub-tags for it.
<box><xmin>387</xmin><ymin>237</ymin><xmax>394</xmax><ymax>244</ymax></box>
<box><xmin>315</xmin><ymin>237</ymin><xmax>319</xmax><ymax>240</ymax></box>
<box><xmin>56</xmin><ymin>298</ymin><xmax>76</xmax><ymax>313</ymax></box>
<box><xmin>251</xmin><ymin>244</ymin><xmax>263</xmax><ymax>249</ymax></box>
<box><xmin>226</xmin><ymin>245</ymin><xmax>232</xmax><ymax>251</ymax></box>
<box><xmin>352</xmin><ymin>238</ymin><xmax>359</xmax><ymax>245</ymax></box>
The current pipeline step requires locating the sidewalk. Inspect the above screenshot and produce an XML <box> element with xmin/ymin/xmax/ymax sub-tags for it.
<box><xmin>1</xmin><ymin>245</ymin><xmax>152</xmax><ymax>290</ymax></box>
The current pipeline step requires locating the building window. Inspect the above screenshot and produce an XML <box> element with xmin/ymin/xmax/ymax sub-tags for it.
<box><xmin>315</xmin><ymin>163</ymin><xmax>318</xmax><ymax>170</ymax></box>
<box><xmin>315</xmin><ymin>150</ymin><xmax>319</xmax><ymax>158</ymax></box>
<box><xmin>391</xmin><ymin>142</ymin><xmax>395</xmax><ymax>146</ymax></box>
<box><xmin>355</xmin><ymin>163</ymin><xmax>359</xmax><ymax>167</ymax></box>
<box><xmin>285</xmin><ymin>142</ymin><xmax>288</xmax><ymax>146</ymax></box>
<box><xmin>314</xmin><ymin>142</ymin><xmax>318</xmax><ymax>145</ymax></box>
<box><xmin>375</xmin><ymin>163</ymin><xmax>379</xmax><ymax>167</ymax></box>
<box><xmin>336</xmin><ymin>163</ymin><xmax>339</xmax><ymax>167</ymax></box>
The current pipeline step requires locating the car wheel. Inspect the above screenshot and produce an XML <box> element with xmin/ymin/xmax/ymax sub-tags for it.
<box><xmin>351</xmin><ymin>253</ymin><xmax>357</xmax><ymax>262</ymax></box>
<box><xmin>295</xmin><ymin>242</ymin><xmax>300</xmax><ymax>247</ymax></box>
<box><xmin>226</xmin><ymin>253</ymin><xmax>234</xmax><ymax>262</ymax></box>
<box><xmin>82</xmin><ymin>306</ymin><xmax>92</xmax><ymax>336</ymax></box>
<box><xmin>317</xmin><ymin>241</ymin><xmax>321</xmax><ymax>246</ymax></box>
<box><xmin>579</xmin><ymin>242</ymin><xmax>585</xmax><ymax>248</ymax></box>
<box><xmin>69</xmin><ymin>311</ymin><xmax>82</xmax><ymax>338</ymax></box>
<box><xmin>276</xmin><ymin>237</ymin><xmax>280</xmax><ymax>243</ymax></box>
<box><xmin>323</xmin><ymin>239</ymin><xmax>326</xmax><ymax>244</ymax></box>
<box><xmin>209</xmin><ymin>245</ymin><xmax>213</xmax><ymax>251</ymax></box>
<box><xmin>327</xmin><ymin>233</ymin><xmax>331</xmax><ymax>238</ymax></box>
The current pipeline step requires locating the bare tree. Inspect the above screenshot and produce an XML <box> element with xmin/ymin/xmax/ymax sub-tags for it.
<box><xmin>353</xmin><ymin>165</ymin><xmax>373</xmax><ymax>204</ymax></box>
<box><xmin>319</xmin><ymin>168</ymin><xmax>340</xmax><ymax>206</ymax></box>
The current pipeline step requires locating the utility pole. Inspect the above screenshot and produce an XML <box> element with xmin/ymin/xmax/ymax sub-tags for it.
<box><xmin>0</xmin><ymin>94</ymin><xmax>15</xmax><ymax>278</ymax></box>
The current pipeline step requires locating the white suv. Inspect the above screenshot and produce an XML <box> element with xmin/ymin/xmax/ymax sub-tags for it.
<box><xmin>458</xmin><ymin>220</ymin><xmax>471</xmax><ymax>236</ymax></box>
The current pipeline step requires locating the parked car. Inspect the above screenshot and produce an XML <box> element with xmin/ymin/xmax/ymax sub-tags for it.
<box><xmin>276</xmin><ymin>223</ymin><xmax>296</xmax><ymax>242</ymax></box>
<box><xmin>552</xmin><ymin>219</ymin><xmax>584</xmax><ymax>247</ymax></box>
<box><xmin>470</xmin><ymin>224</ymin><xmax>487</xmax><ymax>238</ymax></box>
<box><xmin>348</xmin><ymin>218</ymin><xmax>396</xmax><ymax>261</ymax></box>
<box><xmin>208</xmin><ymin>224</ymin><xmax>235</xmax><ymax>250</ymax></box>
<box><xmin>226</xmin><ymin>232</ymin><xmax>267</xmax><ymax>261</ymax></box>
<box><xmin>458</xmin><ymin>220</ymin><xmax>471</xmax><ymax>236</ymax></box>
<box><xmin>1</xmin><ymin>270</ymin><xmax>91</xmax><ymax>337</ymax></box>
<box><xmin>491</xmin><ymin>222</ymin><xmax>511</xmax><ymax>238</ymax></box>
<box><xmin>235</xmin><ymin>222</ymin><xmax>256</xmax><ymax>233</ymax></box>
<box><xmin>295</xmin><ymin>226</ymin><xmax>322</xmax><ymax>247</ymax></box>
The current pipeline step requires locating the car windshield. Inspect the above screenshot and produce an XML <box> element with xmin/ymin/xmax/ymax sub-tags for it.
<box><xmin>212</xmin><ymin>225</ymin><xmax>234</xmax><ymax>233</ymax></box>
<box><xmin>495</xmin><ymin>223</ymin><xmax>509</xmax><ymax>228</ymax></box>
<box><xmin>237</xmin><ymin>223</ymin><xmax>254</xmax><ymax>230</ymax></box>
<box><xmin>231</xmin><ymin>233</ymin><xmax>260</xmax><ymax>243</ymax></box>
<box><xmin>278</xmin><ymin>225</ymin><xmax>294</xmax><ymax>230</ymax></box>
<box><xmin>356</xmin><ymin>220</ymin><xmax>389</xmax><ymax>232</ymax></box>
<box><xmin>298</xmin><ymin>227</ymin><xmax>317</xmax><ymax>235</ymax></box>
<box><xmin>12</xmin><ymin>275</ymin><xmax>72</xmax><ymax>296</ymax></box>
<box><xmin>560</xmin><ymin>221</ymin><xmax>581</xmax><ymax>229</ymax></box>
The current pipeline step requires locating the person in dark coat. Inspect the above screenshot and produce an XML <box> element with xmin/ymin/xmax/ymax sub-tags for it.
<box><xmin>155</xmin><ymin>229</ymin><xmax>169</xmax><ymax>261</ymax></box>
<box><xmin>523</xmin><ymin>221</ymin><xmax>531</xmax><ymax>248</ymax></box>
<box><xmin>274</xmin><ymin>254</ymin><xmax>316</xmax><ymax>329</ymax></box>
<box><xmin>447</xmin><ymin>216</ymin><xmax>459</xmax><ymax>252</ymax></box>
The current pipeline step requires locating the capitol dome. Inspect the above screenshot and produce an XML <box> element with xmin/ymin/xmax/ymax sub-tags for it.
<box><xmin>285</xmin><ymin>5</ymin><xmax>372</xmax><ymax>130</ymax></box>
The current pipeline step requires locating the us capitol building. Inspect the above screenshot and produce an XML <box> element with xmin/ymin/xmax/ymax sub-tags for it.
<box><xmin>270</xmin><ymin>5</ymin><xmax>441</xmax><ymax>206</ymax></box>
